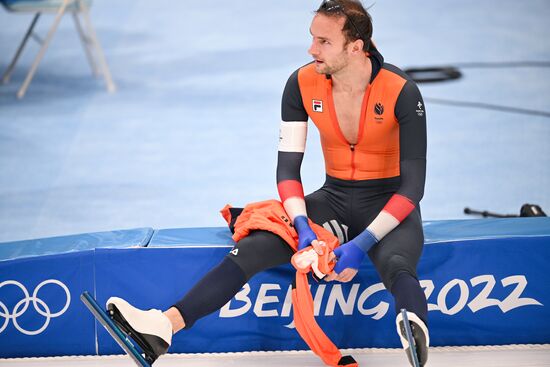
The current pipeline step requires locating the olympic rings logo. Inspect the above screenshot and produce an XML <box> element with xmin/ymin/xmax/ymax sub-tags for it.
<box><xmin>0</xmin><ymin>279</ymin><xmax>71</xmax><ymax>335</ymax></box>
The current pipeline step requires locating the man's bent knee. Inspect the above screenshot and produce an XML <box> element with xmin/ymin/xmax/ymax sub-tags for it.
<box><xmin>382</xmin><ymin>254</ymin><xmax>417</xmax><ymax>291</ymax></box>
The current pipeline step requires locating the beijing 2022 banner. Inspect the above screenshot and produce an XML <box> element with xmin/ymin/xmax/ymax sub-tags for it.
<box><xmin>1</xmin><ymin>220</ymin><xmax>549</xmax><ymax>358</ymax></box>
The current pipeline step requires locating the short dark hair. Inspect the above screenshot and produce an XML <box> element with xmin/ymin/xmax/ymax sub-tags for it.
<box><xmin>316</xmin><ymin>0</ymin><xmax>373</xmax><ymax>52</ymax></box>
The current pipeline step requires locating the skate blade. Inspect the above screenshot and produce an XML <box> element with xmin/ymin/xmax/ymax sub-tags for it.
<box><xmin>400</xmin><ymin>309</ymin><xmax>421</xmax><ymax>367</ymax></box>
<box><xmin>108</xmin><ymin>303</ymin><xmax>162</xmax><ymax>363</ymax></box>
<box><xmin>81</xmin><ymin>291</ymin><xmax>152</xmax><ymax>367</ymax></box>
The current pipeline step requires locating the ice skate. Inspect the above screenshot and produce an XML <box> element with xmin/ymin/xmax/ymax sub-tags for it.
<box><xmin>396</xmin><ymin>310</ymin><xmax>429</xmax><ymax>367</ymax></box>
<box><xmin>106</xmin><ymin>297</ymin><xmax>173</xmax><ymax>365</ymax></box>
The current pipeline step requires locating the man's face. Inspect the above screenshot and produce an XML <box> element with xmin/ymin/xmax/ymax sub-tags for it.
<box><xmin>308</xmin><ymin>14</ymin><xmax>350</xmax><ymax>75</ymax></box>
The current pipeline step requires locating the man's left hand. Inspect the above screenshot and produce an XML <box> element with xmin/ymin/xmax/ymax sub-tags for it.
<box><xmin>325</xmin><ymin>267</ymin><xmax>358</xmax><ymax>282</ymax></box>
<box><xmin>324</xmin><ymin>241</ymin><xmax>365</xmax><ymax>282</ymax></box>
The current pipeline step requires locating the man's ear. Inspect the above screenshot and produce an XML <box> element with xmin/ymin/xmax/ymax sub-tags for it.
<box><xmin>350</xmin><ymin>39</ymin><xmax>364</xmax><ymax>54</ymax></box>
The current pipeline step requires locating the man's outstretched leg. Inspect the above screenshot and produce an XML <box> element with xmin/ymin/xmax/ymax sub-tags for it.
<box><xmin>106</xmin><ymin>230</ymin><xmax>293</xmax><ymax>362</ymax></box>
<box><xmin>105</xmin><ymin>253</ymin><xmax>247</xmax><ymax>360</ymax></box>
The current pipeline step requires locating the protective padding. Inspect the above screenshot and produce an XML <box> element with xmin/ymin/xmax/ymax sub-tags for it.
<box><xmin>0</xmin><ymin>218</ymin><xmax>549</xmax><ymax>358</ymax></box>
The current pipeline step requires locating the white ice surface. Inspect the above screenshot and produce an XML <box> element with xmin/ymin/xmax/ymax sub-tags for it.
<box><xmin>2</xmin><ymin>346</ymin><xmax>550</xmax><ymax>367</ymax></box>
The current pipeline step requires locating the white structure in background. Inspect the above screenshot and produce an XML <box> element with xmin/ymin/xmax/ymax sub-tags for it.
<box><xmin>0</xmin><ymin>0</ymin><xmax>115</xmax><ymax>98</ymax></box>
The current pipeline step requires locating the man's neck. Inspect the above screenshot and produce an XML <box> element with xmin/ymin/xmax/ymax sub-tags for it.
<box><xmin>331</xmin><ymin>56</ymin><xmax>372</xmax><ymax>94</ymax></box>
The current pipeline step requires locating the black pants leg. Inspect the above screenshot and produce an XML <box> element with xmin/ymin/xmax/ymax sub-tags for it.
<box><xmin>173</xmin><ymin>231</ymin><xmax>293</xmax><ymax>328</ymax></box>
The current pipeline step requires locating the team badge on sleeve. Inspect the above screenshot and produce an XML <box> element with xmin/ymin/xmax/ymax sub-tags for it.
<box><xmin>416</xmin><ymin>101</ymin><xmax>424</xmax><ymax>116</ymax></box>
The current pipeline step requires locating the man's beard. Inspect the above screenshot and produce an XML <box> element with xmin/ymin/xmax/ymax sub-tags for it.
<box><xmin>316</xmin><ymin>50</ymin><xmax>349</xmax><ymax>75</ymax></box>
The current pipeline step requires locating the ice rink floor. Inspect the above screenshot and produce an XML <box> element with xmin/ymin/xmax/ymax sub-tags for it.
<box><xmin>2</xmin><ymin>345</ymin><xmax>550</xmax><ymax>367</ymax></box>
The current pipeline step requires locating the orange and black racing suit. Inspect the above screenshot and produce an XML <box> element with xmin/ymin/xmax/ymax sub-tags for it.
<box><xmin>174</xmin><ymin>46</ymin><xmax>427</xmax><ymax>348</ymax></box>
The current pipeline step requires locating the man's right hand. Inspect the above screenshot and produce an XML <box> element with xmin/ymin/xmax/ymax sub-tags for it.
<box><xmin>297</xmin><ymin>225</ymin><xmax>317</xmax><ymax>251</ymax></box>
<box><xmin>293</xmin><ymin>216</ymin><xmax>318</xmax><ymax>251</ymax></box>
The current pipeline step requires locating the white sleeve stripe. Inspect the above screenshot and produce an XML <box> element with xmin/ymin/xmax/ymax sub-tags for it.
<box><xmin>366</xmin><ymin>210</ymin><xmax>400</xmax><ymax>241</ymax></box>
<box><xmin>282</xmin><ymin>197</ymin><xmax>307</xmax><ymax>221</ymax></box>
<box><xmin>279</xmin><ymin>121</ymin><xmax>307</xmax><ymax>153</ymax></box>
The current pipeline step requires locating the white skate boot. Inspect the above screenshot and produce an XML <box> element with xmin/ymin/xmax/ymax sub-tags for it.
<box><xmin>396</xmin><ymin>310</ymin><xmax>429</xmax><ymax>367</ymax></box>
<box><xmin>106</xmin><ymin>297</ymin><xmax>173</xmax><ymax>364</ymax></box>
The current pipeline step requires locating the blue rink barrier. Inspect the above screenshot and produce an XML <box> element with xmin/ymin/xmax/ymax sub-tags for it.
<box><xmin>0</xmin><ymin>227</ymin><xmax>154</xmax><ymax>261</ymax></box>
<box><xmin>0</xmin><ymin>218</ymin><xmax>549</xmax><ymax>358</ymax></box>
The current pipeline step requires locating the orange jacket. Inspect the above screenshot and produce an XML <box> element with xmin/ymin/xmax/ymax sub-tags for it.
<box><xmin>221</xmin><ymin>199</ymin><xmax>339</xmax><ymax>251</ymax></box>
<box><xmin>221</xmin><ymin>200</ymin><xmax>358</xmax><ymax>367</ymax></box>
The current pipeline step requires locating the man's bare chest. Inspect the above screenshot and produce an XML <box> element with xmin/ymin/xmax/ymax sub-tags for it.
<box><xmin>332</xmin><ymin>91</ymin><xmax>365</xmax><ymax>145</ymax></box>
